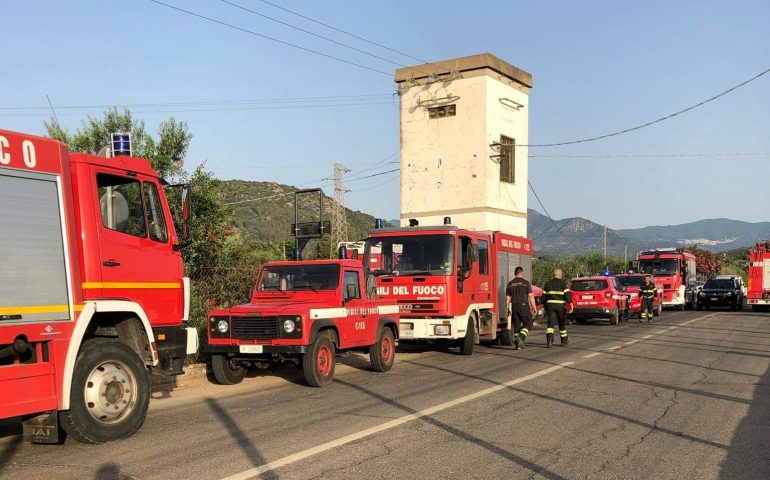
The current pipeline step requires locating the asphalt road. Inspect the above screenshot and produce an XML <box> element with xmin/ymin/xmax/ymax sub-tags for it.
<box><xmin>2</xmin><ymin>309</ymin><xmax>770</xmax><ymax>480</ymax></box>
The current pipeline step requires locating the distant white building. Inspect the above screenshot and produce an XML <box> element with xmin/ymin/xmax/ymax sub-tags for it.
<box><xmin>395</xmin><ymin>53</ymin><xmax>532</xmax><ymax>236</ymax></box>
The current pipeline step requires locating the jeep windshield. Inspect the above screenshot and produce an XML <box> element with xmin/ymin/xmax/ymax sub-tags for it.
<box><xmin>364</xmin><ymin>234</ymin><xmax>454</xmax><ymax>276</ymax></box>
<box><xmin>257</xmin><ymin>264</ymin><xmax>340</xmax><ymax>292</ymax></box>
<box><xmin>639</xmin><ymin>258</ymin><xmax>678</xmax><ymax>276</ymax></box>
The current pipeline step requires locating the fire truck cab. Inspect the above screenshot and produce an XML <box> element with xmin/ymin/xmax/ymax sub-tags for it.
<box><xmin>0</xmin><ymin>129</ymin><xmax>195</xmax><ymax>444</ymax></box>
<box><xmin>364</xmin><ymin>222</ymin><xmax>533</xmax><ymax>355</ymax></box>
<box><xmin>204</xmin><ymin>259</ymin><xmax>399</xmax><ymax>387</ymax></box>
<box><xmin>636</xmin><ymin>248</ymin><xmax>696</xmax><ymax>310</ymax></box>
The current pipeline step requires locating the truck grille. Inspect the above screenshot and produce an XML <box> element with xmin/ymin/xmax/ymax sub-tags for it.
<box><xmin>231</xmin><ymin>316</ymin><xmax>280</xmax><ymax>339</ymax></box>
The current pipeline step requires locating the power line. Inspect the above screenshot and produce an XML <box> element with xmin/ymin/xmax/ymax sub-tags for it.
<box><xmin>220</xmin><ymin>0</ymin><xmax>408</xmax><ymax>68</ymax></box>
<box><xmin>0</xmin><ymin>93</ymin><xmax>393</xmax><ymax>111</ymax></box>
<box><xmin>529</xmin><ymin>151</ymin><xmax>770</xmax><ymax>158</ymax></box>
<box><xmin>523</xmin><ymin>65</ymin><xmax>770</xmax><ymax>147</ymax></box>
<box><xmin>148</xmin><ymin>0</ymin><xmax>392</xmax><ymax>77</ymax></box>
<box><xmin>254</xmin><ymin>0</ymin><xmax>429</xmax><ymax>65</ymax></box>
<box><xmin>527</xmin><ymin>180</ymin><xmax>581</xmax><ymax>249</ymax></box>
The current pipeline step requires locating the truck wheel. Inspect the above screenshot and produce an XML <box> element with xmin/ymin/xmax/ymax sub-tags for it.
<box><xmin>609</xmin><ymin>309</ymin><xmax>619</xmax><ymax>325</ymax></box>
<box><xmin>60</xmin><ymin>338</ymin><xmax>150</xmax><ymax>444</ymax></box>
<box><xmin>459</xmin><ymin>317</ymin><xmax>475</xmax><ymax>355</ymax></box>
<box><xmin>370</xmin><ymin>327</ymin><xmax>396</xmax><ymax>372</ymax></box>
<box><xmin>211</xmin><ymin>355</ymin><xmax>247</xmax><ymax>385</ymax></box>
<box><xmin>500</xmin><ymin>329</ymin><xmax>515</xmax><ymax>347</ymax></box>
<box><xmin>654</xmin><ymin>302</ymin><xmax>662</xmax><ymax>317</ymax></box>
<box><xmin>303</xmin><ymin>332</ymin><xmax>335</xmax><ymax>387</ymax></box>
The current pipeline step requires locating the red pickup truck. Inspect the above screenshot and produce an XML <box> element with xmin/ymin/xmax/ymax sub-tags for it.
<box><xmin>203</xmin><ymin>259</ymin><xmax>400</xmax><ymax>387</ymax></box>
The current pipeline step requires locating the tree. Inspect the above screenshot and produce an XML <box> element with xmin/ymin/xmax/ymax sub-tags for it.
<box><xmin>45</xmin><ymin>107</ymin><xmax>189</xmax><ymax>178</ymax></box>
<box><xmin>687</xmin><ymin>246</ymin><xmax>722</xmax><ymax>278</ymax></box>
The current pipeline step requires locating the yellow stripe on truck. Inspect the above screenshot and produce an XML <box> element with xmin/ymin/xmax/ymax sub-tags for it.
<box><xmin>0</xmin><ymin>305</ymin><xmax>69</xmax><ymax>315</ymax></box>
<box><xmin>82</xmin><ymin>282</ymin><xmax>181</xmax><ymax>289</ymax></box>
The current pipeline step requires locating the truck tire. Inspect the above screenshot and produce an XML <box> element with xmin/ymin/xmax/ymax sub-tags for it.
<box><xmin>500</xmin><ymin>329</ymin><xmax>515</xmax><ymax>347</ymax></box>
<box><xmin>458</xmin><ymin>317</ymin><xmax>475</xmax><ymax>355</ymax></box>
<box><xmin>370</xmin><ymin>327</ymin><xmax>395</xmax><ymax>372</ymax></box>
<box><xmin>303</xmin><ymin>332</ymin><xmax>336</xmax><ymax>387</ymax></box>
<box><xmin>211</xmin><ymin>354</ymin><xmax>247</xmax><ymax>385</ymax></box>
<box><xmin>654</xmin><ymin>301</ymin><xmax>662</xmax><ymax>317</ymax></box>
<box><xmin>60</xmin><ymin>338</ymin><xmax>150</xmax><ymax>444</ymax></box>
<box><xmin>609</xmin><ymin>308</ymin><xmax>619</xmax><ymax>325</ymax></box>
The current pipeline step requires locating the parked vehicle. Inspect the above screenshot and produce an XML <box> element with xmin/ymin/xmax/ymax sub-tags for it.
<box><xmin>364</xmin><ymin>220</ymin><xmax>534</xmax><ymax>354</ymax></box>
<box><xmin>747</xmin><ymin>241</ymin><xmax>770</xmax><ymax>311</ymax></box>
<box><xmin>204</xmin><ymin>259</ymin><xmax>399</xmax><ymax>387</ymax></box>
<box><xmin>0</xmin><ymin>128</ymin><xmax>196</xmax><ymax>444</ymax></box>
<box><xmin>615</xmin><ymin>273</ymin><xmax>662</xmax><ymax>318</ymax></box>
<box><xmin>532</xmin><ymin>285</ymin><xmax>545</xmax><ymax>319</ymax></box>
<box><xmin>685</xmin><ymin>280</ymin><xmax>705</xmax><ymax>309</ymax></box>
<box><xmin>636</xmin><ymin>248</ymin><xmax>697</xmax><ymax>310</ymax></box>
<box><xmin>567</xmin><ymin>276</ymin><xmax>631</xmax><ymax>325</ymax></box>
<box><xmin>698</xmin><ymin>277</ymin><xmax>744</xmax><ymax>311</ymax></box>
<box><xmin>715</xmin><ymin>275</ymin><xmax>746</xmax><ymax>296</ymax></box>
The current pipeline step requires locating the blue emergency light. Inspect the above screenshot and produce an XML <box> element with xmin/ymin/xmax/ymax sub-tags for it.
<box><xmin>111</xmin><ymin>133</ymin><xmax>132</xmax><ymax>157</ymax></box>
<box><xmin>374</xmin><ymin>218</ymin><xmax>384</xmax><ymax>229</ymax></box>
<box><xmin>603</xmin><ymin>267</ymin><xmax>611</xmax><ymax>276</ymax></box>
<box><xmin>443</xmin><ymin>216</ymin><xmax>452</xmax><ymax>225</ymax></box>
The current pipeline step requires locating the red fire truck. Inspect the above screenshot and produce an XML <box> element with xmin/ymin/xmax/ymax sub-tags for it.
<box><xmin>363</xmin><ymin>220</ymin><xmax>533</xmax><ymax>355</ymax></box>
<box><xmin>747</xmin><ymin>241</ymin><xmax>770</xmax><ymax>311</ymax></box>
<box><xmin>636</xmin><ymin>248</ymin><xmax>696</xmax><ymax>310</ymax></box>
<box><xmin>203</xmin><ymin>259</ymin><xmax>399</xmax><ymax>387</ymax></box>
<box><xmin>0</xmin><ymin>129</ymin><xmax>196</xmax><ymax>444</ymax></box>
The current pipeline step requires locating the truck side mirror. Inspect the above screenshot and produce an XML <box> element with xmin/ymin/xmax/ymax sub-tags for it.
<box><xmin>345</xmin><ymin>283</ymin><xmax>357</xmax><ymax>301</ymax></box>
<box><xmin>180</xmin><ymin>184</ymin><xmax>191</xmax><ymax>241</ymax></box>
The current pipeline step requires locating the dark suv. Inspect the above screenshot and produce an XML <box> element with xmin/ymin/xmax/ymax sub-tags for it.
<box><xmin>697</xmin><ymin>277</ymin><xmax>744</xmax><ymax>311</ymax></box>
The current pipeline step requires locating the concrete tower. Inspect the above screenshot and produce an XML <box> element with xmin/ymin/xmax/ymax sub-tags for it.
<box><xmin>395</xmin><ymin>53</ymin><xmax>533</xmax><ymax>236</ymax></box>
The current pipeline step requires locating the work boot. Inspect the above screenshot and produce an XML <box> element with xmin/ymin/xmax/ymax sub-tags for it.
<box><xmin>546</xmin><ymin>333</ymin><xmax>554</xmax><ymax>348</ymax></box>
<box><xmin>519</xmin><ymin>336</ymin><xmax>526</xmax><ymax>350</ymax></box>
<box><xmin>513</xmin><ymin>336</ymin><xmax>521</xmax><ymax>350</ymax></box>
<box><xmin>560</xmin><ymin>336</ymin><xmax>569</xmax><ymax>347</ymax></box>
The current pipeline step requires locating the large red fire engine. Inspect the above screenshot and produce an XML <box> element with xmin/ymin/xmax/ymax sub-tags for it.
<box><xmin>747</xmin><ymin>241</ymin><xmax>770</xmax><ymax>311</ymax></box>
<box><xmin>364</xmin><ymin>220</ymin><xmax>533</xmax><ymax>355</ymax></box>
<box><xmin>636</xmin><ymin>248</ymin><xmax>696</xmax><ymax>310</ymax></box>
<box><xmin>0</xmin><ymin>129</ymin><xmax>196</xmax><ymax>444</ymax></box>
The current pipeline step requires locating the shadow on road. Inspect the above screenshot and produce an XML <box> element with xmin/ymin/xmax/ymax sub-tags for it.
<box><xmin>93</xmin><ymin>463</ymin><xmax>133</xmax><ymax>480</ymax></box>
<box><xmin>335</xmin><ymin>378</ymin><xmax>571</xmax><ymax>480</ymax></box>
<box><xmin>204</xmin><ymin>397</ymin><xmax>279</xmax><ymax>479</ymax></box>
<box><xmin>718</xmin><ymin>360</ymin><xmax>770</xmax><ymax>479</ymax></box>
<box><xmin>0</xmin><ymin>434</ymin><xmax>22</xmax><ymax>476</ymax></box>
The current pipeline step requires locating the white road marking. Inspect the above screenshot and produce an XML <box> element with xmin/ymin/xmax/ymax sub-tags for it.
<box><xmin>583</xmin><ymin>352</ymin><xmax>603</xmax><ymax>358</ymax></box>
<box><xmin>607</xmin><ymin>346</ymin><xmax>622</xmax><ymax>351</ymax></box>
<box><xmin>655</xmin><ymin>329</ymin><xmax>667</xmax><ymax>334</ymax></box>
<box><xmin>678</xmin><ymin>313</ymin><xmax>715</xmax><ymax>326</ymax></box>
<box><xmin>220</xmin><ymin>362</ymin><xmax>575</xmax><ymax>480</ymax></box>
<box><xmin>642</xmin><ymin>334</ymin><xmax>654</xmax><ymax>339</ymax></box>
<box><xmin>624</xmin><ymin>340</ymin><xmax>638</xmax><ymax>345</ymax></box>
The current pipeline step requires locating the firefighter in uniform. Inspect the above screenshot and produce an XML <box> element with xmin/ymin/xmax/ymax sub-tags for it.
<box><xmin>543</xmin><ymin>268</ymin><xmax>572</xmax><ymax>347</ymax></box>
<box><xmin>639</xmin><ymin>275</ymin><xmax>657</xmax><ymax>323</ymax></box>
<box><xmin>506</xmin><ymin>267</ymin><xmax>537</xmax><ymax>350</ymax></box>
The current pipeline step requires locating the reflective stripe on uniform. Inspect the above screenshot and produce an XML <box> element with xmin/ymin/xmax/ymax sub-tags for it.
<box><xmin>559</xmin><ymin>330</ymin><xmax>568</xmax><ymax>337</ymax></box>
<box><xmin>546</xmin><ymin>300</ymin><xmax>565</xmax><ymax>304</ymax></box>
<box><xmin>520</xmin><ymin>328</ymin><xmax>529</xmax><ymax>337</ymax></box>
<box><xmin>546</xmin><ymin>327</ymin><xmax>555</xmax><ymax>334</ymax></box>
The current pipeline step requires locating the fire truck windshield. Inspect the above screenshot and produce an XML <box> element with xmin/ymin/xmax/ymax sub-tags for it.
<box><xmin>617</xmin><ymin>276</ymin><xmax>645</xmax><ymax>287</ymax></box>
<box><xmin>364</xmin><ymin>235</ymin><xmax>454</xmax><ymax>276</ymax></box>
<box><xmin>257</xmin><ymin>264</ymin><xmax>340</xmax><ymax>292</ymax></box>
<box><xmin>639</xmin><ymin>258</ymin><xmax>678</xmax><ymax>276</ymax></box>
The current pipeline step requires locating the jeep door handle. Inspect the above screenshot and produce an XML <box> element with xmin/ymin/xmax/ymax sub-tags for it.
<box><xmin>103</xmin><ymin>260</ymin><xmax>121</xmax><ymax>267</ymax></box>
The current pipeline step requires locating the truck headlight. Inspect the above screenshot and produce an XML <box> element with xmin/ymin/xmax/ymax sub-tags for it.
<box><xmin>283</xmin><ymin>319</ymin><xmax>296</xmax><ymax>333</ymax></box>
<box><xmin>698</xmin><ymin>292</ymin><xmax>705</xmax><ymax>297</ymax></box>
<box><xmin>434</xmin><ymin>325</ymin><xmax>450</xmax><ymax>335</ymax></box>
<box><xmin>726</xmin><ymin>292</ymin><xmax>733</xmax><ymax>297</ymax></box>
<box><xmin>216</xmin><ymin>319</ymin><xmax>229</xmax><ymax>334</ymax></box>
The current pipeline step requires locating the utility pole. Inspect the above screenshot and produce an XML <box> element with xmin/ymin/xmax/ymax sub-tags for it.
<box><xmin>624</xmin><ymin>244</ymin><xmax>628</xmax><ymax>265</ymax></box>
<box><xmin>603</xmin><ymin>225</ymin><xmax>608</xmax><ymax>258</ymax></box>
<box><xmin>330</xmin><ymin>163</ymin><xmax>350</xmax><ymax>256</ymax></box>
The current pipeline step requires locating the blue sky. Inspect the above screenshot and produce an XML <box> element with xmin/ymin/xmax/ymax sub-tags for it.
<box><xmin>1</xmin><ymin>0</ymin><xmax>768</xmax><ymax>229</ymax></box>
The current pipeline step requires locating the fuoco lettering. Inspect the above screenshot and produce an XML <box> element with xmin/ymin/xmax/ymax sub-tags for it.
<box><xmin>0</xmin><ymin>136</ymin><xmax>9</xmax><ymax>165</ymax></box>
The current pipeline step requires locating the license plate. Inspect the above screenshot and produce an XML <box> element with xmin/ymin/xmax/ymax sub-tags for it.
<box><xmin>239</xmin><ymin>345</ymin><xmax>263</xmax><ymax>354</ymax></box>
<box><xmin>581</xmin><ymin>295</ymin><xmax>593</xmax><ymax>300</ymax></box>
<box><xmin>711</xmin><ymin>298</ymin><xmax>718</xmax><ymax>302</ymax></box>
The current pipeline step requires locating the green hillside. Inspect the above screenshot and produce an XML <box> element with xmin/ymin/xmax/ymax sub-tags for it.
<box><xmin>219</xmin><ymin>180</ymin><xmax>377</xmax><ymax>242</ymax></box>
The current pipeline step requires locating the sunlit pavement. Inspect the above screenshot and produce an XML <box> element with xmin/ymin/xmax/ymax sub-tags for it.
<box><xmin>2</xmin><ymin>309</ymin><xmax>769</xmax><ymax>480</ymax></box>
